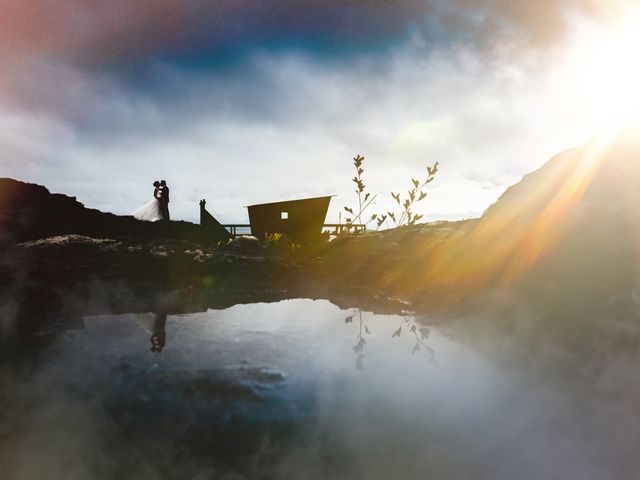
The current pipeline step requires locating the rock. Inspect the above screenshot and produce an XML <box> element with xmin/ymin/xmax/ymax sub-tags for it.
<box><xmin>18</xmin><ymin>235</ymin><xmax>118</xmax><ymax>248</ymax></box>
<box><xmin>0</xmin><ymin>178</ymin><xmax>231</xmax><ymax>245</ymax></box>
<box><xmin>228</xmin><ymin>235</ymin><xmax>261</xmax><ymax>249</ymax></box>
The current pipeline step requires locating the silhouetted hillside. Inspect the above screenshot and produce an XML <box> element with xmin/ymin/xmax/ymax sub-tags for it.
<box><xmin>318</xmin><ymin>131</ymin><xmax>640</xmax><ymax>315</ymax></box>
<box><xmin>0</xmin><ymin>178</ymin><xmax>230</xmax><ymax>245</ymax></box>
<box><xmin>469</xmin><ymin>132</ymin><xmax>640</xmax><ymax>309</ymax></box>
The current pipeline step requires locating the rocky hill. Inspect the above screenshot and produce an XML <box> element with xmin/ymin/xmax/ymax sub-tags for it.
<box><xmin>320</xmin><ymin>131</ymin><xmax>640</xmax><ymax>314</ymax></box>
<box><xmin>0</xmin><ymin>178</ymin><xmax>230</xmax><ymax>245</ymax></box>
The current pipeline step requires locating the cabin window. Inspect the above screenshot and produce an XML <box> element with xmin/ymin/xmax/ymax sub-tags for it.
<box><xmin>281</xmin><ymin>211</ymin><xmax>289</xmax><ymax>220</ymax></box>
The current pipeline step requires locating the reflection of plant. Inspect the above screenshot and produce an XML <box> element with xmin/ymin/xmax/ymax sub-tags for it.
<box><xmin>345</xmin><ymin>309</ymin><xmax>436</xmax><ymax>369</ymax></box>
<box><xmin>345</xmin><ymin>309</ymin><xmax>370</xmax><ymax>370</ymax></box>
<box><xmin>391</xmin><ymin>317</ymin><xmax>436</xmax><ymax>363</ymax></box>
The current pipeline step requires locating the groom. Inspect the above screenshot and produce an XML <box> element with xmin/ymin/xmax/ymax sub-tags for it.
<box><xmin>158</xmin><ymin>180</ymin><xmax>170</xmax><ymax>221</ymax></box>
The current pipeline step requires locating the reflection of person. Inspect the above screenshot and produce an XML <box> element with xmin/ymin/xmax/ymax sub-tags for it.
<box><xmin>150</xmin><ymin>313</ymin><xmax>167</xmax><ymax>353</ymax></box>
<box><xmin>131</xmin><ymin>181</ymin><xmax>163</xmax><ymax>222</ymax></box>
<box><xmin>158</xmin><ymin>180</ymin><xmax>170</xmax><ymax>221</ymax></box>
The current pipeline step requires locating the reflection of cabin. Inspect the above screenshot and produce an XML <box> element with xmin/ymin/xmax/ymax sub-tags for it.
<box><xmin>247</xmin><ymin>196</ymin><xmax>333</xmax><ymax>244</ymax></box>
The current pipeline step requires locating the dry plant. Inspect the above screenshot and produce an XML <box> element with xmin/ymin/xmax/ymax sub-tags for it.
<box><xmin>343</xmin><ymin>154</ymin><xmax>439</xmax><ymax>230</ymax></box>
<box><xmin>343</xmin><ymin>154</ymin><xmax>377</xmax><ymax>226</ymax></box>
<box><xmin>378</xmin><ymin>162</ymin><xmax>439</xmax><ymax>228</ymax></box>
<box><xmin>345</xmin><ymin>309</ymin><xmax>371</xmax><ymax>370</ymax></box>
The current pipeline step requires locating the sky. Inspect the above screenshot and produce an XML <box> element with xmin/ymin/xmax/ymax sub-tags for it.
<box><xmin>2</xmin><ymin>0</ymin><xmax>640</xmax><ymax>224</ymax></box>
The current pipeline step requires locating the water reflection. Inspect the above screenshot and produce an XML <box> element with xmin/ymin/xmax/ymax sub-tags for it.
<box><xmin>150</xmin><ymin>313</ymin><xmax>167</xmax><ymax>353</ymax></box>
<box><xmin>5</xmin><ymin>299</ymin><xmax>640</xmax><ymax>479</ymax></box>
<box><xmin>345</xmin><ymin>308</ymin><xmax>436</xmax><ymax>369</ymax></box>
<box><xmin>134</xmin><ymin>312</ymin><xmax>167</xmax><ymax>352</ymax></box>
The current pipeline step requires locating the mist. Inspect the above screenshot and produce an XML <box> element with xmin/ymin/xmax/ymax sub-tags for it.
<box><xmin>3</xmin><ymin>300</ymin><xmax>640</xmax><ymax>480</ymax></box>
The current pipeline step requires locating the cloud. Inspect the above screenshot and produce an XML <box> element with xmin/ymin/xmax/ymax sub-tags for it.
<box><xmin>0</xmin><ymin>1</ymin><xmax>621</xmax><ymax>224</ymax></box>
<box><xmin>6</xmin><ymin>38</ymin><xmax>588</xmax><ymax>224</ymax></box>
<box><xmin>0</xmin><ymin>1</ymin><xmax>604</xmax><ymax>72</ymax></box>
<box><xmin>0</xmin><ymin>0</ymin><xmax>608</xmax><ymax>125</ymax></box>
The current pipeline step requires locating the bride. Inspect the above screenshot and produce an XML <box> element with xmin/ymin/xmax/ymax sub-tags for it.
<box><xmin>132</xmin><ymin>181</ymin><xmax>163</xmax><ymax>221</ymax></box>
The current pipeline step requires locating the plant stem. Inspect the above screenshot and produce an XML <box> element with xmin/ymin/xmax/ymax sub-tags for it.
<box><xmin>354</xmin><ymin>194</ymin><xmax>377</xmax><ymax>224</ymax></box>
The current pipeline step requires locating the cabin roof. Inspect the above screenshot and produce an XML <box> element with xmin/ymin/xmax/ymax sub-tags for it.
<box><xmin>245</xmin><ymin>195</ymin><xmax>336</xmax><ymax>208</ymax></box>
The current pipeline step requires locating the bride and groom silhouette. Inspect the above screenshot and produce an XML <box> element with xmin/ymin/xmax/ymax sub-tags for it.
<box><xmin>132</xmin><ymin>180</ymin><xmax>170</xmax><ymax>222</ymax></box>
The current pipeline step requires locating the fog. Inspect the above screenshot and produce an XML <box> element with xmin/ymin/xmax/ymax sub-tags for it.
<box><xmin>2</xmin><ymin>300</ymin><xmax>640</xmax><ymax>479</ymax></box>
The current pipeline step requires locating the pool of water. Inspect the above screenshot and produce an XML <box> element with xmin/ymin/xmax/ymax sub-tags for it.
<box><xmin>1</xmin><ymin>299</ymin><xmax>638</xmax><ymax>479</ymax></box>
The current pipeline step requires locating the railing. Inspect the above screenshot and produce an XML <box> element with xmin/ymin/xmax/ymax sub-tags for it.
<box><xmin>221</xmin><ymin>224</ymin><xmax>251</xmax><ymax>236</ymax></box>
<box><xmin>323</xmin><ymin>223</ymin><xmax>367</xmax><ymax>236</ymax></box>
<box><xmin>221</xmin><ymin>223</ymin><xmax>367</xmax><ymax>238</ymax></box>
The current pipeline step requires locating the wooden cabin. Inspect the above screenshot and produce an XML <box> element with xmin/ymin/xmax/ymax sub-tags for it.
<box><xmin>246</xmin><ymin>196</ymin><xmax>333</xmax><ymax>244</ymax></box>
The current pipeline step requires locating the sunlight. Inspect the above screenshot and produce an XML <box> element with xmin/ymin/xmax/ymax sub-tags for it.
<box><xmin>399</xmin><ymin>136</ymin><xmax>617</xmax><ymax>299</ymax></box>
<box><xmin>390</xmin><ymin>118</ymin><xmax>455</xmax><ymax>153</ymax></box>
<box><xmin>567</xmin><ymin>7</ymin><xmax>640</xmax><ymax>135</ymax></box>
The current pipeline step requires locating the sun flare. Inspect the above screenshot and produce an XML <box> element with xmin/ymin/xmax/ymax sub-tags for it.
<box><xmin>566</xmin><ymin>7</ymin><xmax>640</xmax><ymax>134</ymax></box>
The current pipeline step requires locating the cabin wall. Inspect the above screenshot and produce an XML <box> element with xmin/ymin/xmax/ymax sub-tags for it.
<box><xmin>247</xmin><ymin>196</ymin><xmax>331</xmax><ymax>243</ymax></box>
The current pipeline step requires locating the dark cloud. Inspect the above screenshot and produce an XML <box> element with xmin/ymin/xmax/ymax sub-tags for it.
<box><xmin>0</xmin><ymin>0</ymin><xmax>606</xmax><ymax>124</ymax></box>
<box><xmin>1</xmin><ymin>1</ymin><xmax>431</xmax><ymax>66</ymax></box>
<box><xmin>1</xmin><ymin>0</ymin><xmax>603</xmax><ymax>71</ymax></box>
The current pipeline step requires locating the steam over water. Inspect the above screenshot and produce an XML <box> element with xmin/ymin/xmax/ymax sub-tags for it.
<box><xmin>2</xmin><ymin>299</ymin><xmax>639</xmax><ymax>479</ymax></box>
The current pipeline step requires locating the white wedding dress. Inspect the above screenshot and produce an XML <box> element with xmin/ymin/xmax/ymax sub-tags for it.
<box><xmin>132</xmin><ymin>196</ymin><xmax>163</xmax><ymax>222</ymax></box>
